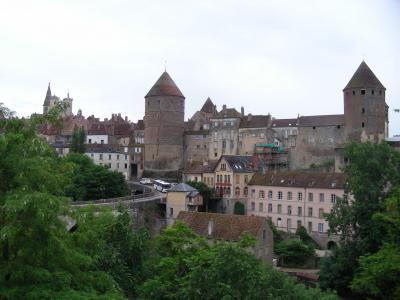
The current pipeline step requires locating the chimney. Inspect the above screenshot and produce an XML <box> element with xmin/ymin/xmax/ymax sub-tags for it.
<box><xmin>125</xmin><ymin>116</ymin><xmax>128</xmax><ymax>121</ymax></box>
<box><xmin>222</xmin><ymin>104</ymin><xmax>227</xmax><ymax>111</ymax></box>
<box><xmin>247</xmin><ymin>113</ymin><xmax>252</xmax><ymax>121</ymax></box>
<box><xmin>241</xmin><ymin>107</ymin><xmax>244</xmax><ymax>117</ymax></box>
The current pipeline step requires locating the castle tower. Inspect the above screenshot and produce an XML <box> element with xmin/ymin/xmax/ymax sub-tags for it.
<box><xmin>62</xmin><ymin>92</ymin><xmax>73</xmax><ymax>117</ymax></box>
<box><xmin>144</xmin><ymin>71</ymin><xmax>185</xmax><ymax>173</ymax></box>
<box><xmin>343</xmin><ymin>61</ymin><xmax>388</xmax><ymax>142</ymax></box>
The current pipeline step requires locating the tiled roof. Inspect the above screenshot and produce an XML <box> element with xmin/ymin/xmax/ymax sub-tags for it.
<box><xmin>169</xmin><ymin>183</ymin><xmax>198</xmax><ymax>192</ymax></box>
<box><xmin>184</xmin><ymin>160</ymin><xmax>218</xmax><ymax>174</ymax></box>
<box><xmin>248</xmin><ymin>171</ymin><xmax>346</xmax><ymax>189</ymax></box>
<box><xmin>88</xmin><ymin>123</ymin><xmax>107</xmax><ymax>135</ymax></box>
<box><xmin>299</xmin><ymin>115</ymin><xmax>344</xmax><ymax>127</ymax></box>
<box><xmin>145</xmin><ymin>71</ymin><xmax>185</xmax><ymax>98</ymax></box>
<box><xmin>177</xmin><ymin>211</ymin><xmax>267</xmax><ymax>241</ymax></box>
<box><xmin>271</xmin><ymin>118</ymin><xmax>298</xmax><ymax>128</ymax></box>
<box><xmin>239</xmin><ymin>115</ymin><xmax>270</xmax><ymax>128</ymax></box>
<box><xmin>114</xmin><ymin>123</ymin><xmax>132</xmax><ymax>136</ymax></box>
<box><xmin>344</xmin><ymin>61</ymin><xmax>385</xmax><ymax>90</ymax></box>
<box><xmin>200</xmin><ymin>97</ymin><xmax>216</xmax><ymax>114</ymax></box>
<box><xmin>218</xmin><ymin>155</ymin><xmax>254</xmax><ymax>173</ymax></box>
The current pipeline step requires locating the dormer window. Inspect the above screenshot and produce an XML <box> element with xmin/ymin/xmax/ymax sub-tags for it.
<box><xmin>361</xmin><ymin>89</ymin><xmax>366</xmax><ymax>95</ymax></box>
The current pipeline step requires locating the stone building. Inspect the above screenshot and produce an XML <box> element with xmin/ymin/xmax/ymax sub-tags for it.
<box><xmin>144</xmin><ymin>72</ymin><xmax>185</xmax><ymax>175</ymax></box>
<box><xmin>177</xmin><ymin>211</ymin><xmax>274</xmax><ymax>264</ymax></box>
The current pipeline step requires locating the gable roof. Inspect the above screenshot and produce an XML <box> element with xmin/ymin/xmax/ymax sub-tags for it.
<box><xmin>88</xmin><ymin>123</ymin><xmax>107</xmax><ymax>135</ymax></box>
<box><xmin>216</xmin><ymin>155</ymin><xmax>254</xmax><ymax>173</ymax></box>
<box><xmin>299</xmin><ymin>115</ymin><xmax>344</xmax><ymax>127</ymax></box>
<box><xmin>212</xmin><ymin>107</ymin><xmax>241</xmax><ymax>119</ymax></box>
<box><xmin>344</xmin><ymin>61</ymin><xmax>385</xmax><ymax>90</ymax></box>
<box><xmin>145</xmin><ymin>71</ymin><xmax>185</xmax><ymax>98</ymax></box>
<box><xmin>200</xmin><ymin>97</ymin><xmax>216</xmax><ymax>114</ymax></box>
<box><xmin>239</xmin><ymin>115</ymin><xmax>270</xmax><ymax>128</ymax></box>
<box><xmin>248</xmin><ymin>171</ymin><xmax>346</xmax><ymax>189</ymax></box>
<box><xmin>177</xmin><ymin>211</ymin><xmax>267</xmax><ymax>241</ymax></box>
<box><xmin>184</xmin><ymin>160</ymin><xmax>219</xmax><ymax>174</ymax></box>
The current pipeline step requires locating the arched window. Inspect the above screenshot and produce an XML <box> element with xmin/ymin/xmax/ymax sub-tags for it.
<box><xmin>235</xmin><ymin>187</ymin><xmax>240</xmax><ymax>196</ymax></box>
<box><xmin>244</xmin><ymin>187</ymin><xmax>248</xmax><ymax>196</ymax></box>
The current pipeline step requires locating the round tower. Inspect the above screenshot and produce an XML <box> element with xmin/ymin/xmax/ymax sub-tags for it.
<box><xmin>144</xmin><ymin>71</ymin><xmax>185</xmax><ymax>172</ymax></box>
<box><xmin>343</xmin><ymin>61</ymin><xmax>388</xmax><ymax>142</ymax></box>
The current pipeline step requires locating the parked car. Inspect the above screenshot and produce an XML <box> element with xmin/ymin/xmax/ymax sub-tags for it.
<box><xmin>140</xmin><ymin>178</ymin><xmax>152</xmax><ymax>185</ymax></box>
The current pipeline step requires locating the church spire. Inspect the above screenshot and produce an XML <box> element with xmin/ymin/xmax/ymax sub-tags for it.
<box><xmin>44</xmin><ymin>82</ymin><xmax>52</xmax><ymax>105</ymax></box>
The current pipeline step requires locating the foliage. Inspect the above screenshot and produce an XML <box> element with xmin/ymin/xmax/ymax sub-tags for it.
<box><xmin>140</xmin><ymin>222</ymin><xmax>338</xmax><ymax>300</ymax></box>
<box><xmin>351</xmin><ymin>189</ymin><xmax>400</xmax><ymax>299</ymax></box>
<box><xmin>70</xmin><ymin>126</ymin><xmax>86</xmax><ymax>154</ymax></box>
<box><xmin>64</xmin><ymin>153</ymin><xmax>129</xmax><ymax>201</ymax></box>
<box><xmin>320</xmin><ymin>142</ymin><xmax>400</xmax><ymax>298</ymax></box>
<box><xmin>275</xmin><ymin>239</ymin><xmax>315</xmax><ymax>266</ymax></box>
<box><xmin>233</xmin><ymin>201</ymin><xmax>245</xmax><ymax>215</ymax></box>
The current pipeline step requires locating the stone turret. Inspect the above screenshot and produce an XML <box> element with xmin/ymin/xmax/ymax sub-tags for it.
<box><xmin>144</xmin><ymin>72</ymin><xmax>185</xmax><ymax>173</ymax></box>
<box><xmin>343</xmin><ymin>61</ymin><xmax>388</xmax><ymax>142</ymax></box>
<box><xmin>43</xmin><ymin>83</ymin><xmax>60</xmax><ymax>114</ymax></box>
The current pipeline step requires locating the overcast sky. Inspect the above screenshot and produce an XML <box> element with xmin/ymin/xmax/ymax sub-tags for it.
<box><xmin>1</xmin><ymin>0</ymin><xmax>399</xmax><ymax>135</ymax></box>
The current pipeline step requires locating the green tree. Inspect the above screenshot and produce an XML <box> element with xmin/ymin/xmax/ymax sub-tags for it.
<box><xmin>186</xmin><ymin>181</ymin><xmax>214</xmax><ymax>211</ymax></box>
<box><xmin>233</xmin><ymin>201</ymin><xmax>245</xmax><ymax>215</ymax></box>
<box><xmin>275</xmin><ymin>239</ymin><xmax>315</xmax><ymax>266</ymax></box>
<box><xmin>70</xmin><ymin>125</ymin><xmax>86</xmax><ymax>153</ymax></box>
<box><xmin>140</xmin><ymin>222</ymin><xmax>338</xmax><ymax>300</ymax></box>
<box><xmin>351</xmin><ymin>188</ymin><xmax>400</xmax><ymax>299</ymax></box>
<box><xmin>64</xmin><ymin>153</ymin><xmax>129</xmax><ymax>201</ymax></box>
<box><xmin>320</xmin><ymin>142</ymin><xmax>400</xmax><ymax>297</ymax></box>
<box><xmin>0</xmin><ymin>115</ymin><xmax>124</xmax><ymax>299</ymax></box>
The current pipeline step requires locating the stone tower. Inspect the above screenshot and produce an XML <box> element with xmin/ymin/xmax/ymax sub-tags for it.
<box><xmin>62</xmin><ymin>92</ymin><xmax>73</xmax><ymax>117</ymax></box>
<box><xmin>343</xmin><ymin>61</ymin><xmax>388</xmax><ymax>142</ymax></box>
<box><xmin>43</xmin><ymin>83</ymin><xmax>59</xmax><ymax>114</ymax></box>
<box><xmin>144</xmin><ymin>71</ymin><xmax>185</xmax><ymax>173</ymax></box>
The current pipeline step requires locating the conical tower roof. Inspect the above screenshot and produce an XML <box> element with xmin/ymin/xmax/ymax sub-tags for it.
<box><xmin>145</xmin><ymin>71</ymin><xmax>184</xmax><ymax>98</ymax></box>
<box><xmin>344</xmin><ymin>61</ymin><xmax>385</xmax><ymax>90</ymax></box>
<box><xmin>200</xmin><ymin>97</ymin><xmax>215</xmax><ymax>114</ymax></box>
<box><xmin>44</xmin><ymin>83</ymin><xmax>52</xmax><ymax>105</ymax></box>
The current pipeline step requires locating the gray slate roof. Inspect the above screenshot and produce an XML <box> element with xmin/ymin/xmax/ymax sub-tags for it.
<box><xmin>299</xmin><ymin>115</ymin><xmax>344</xmax><ymax>127</ymax></box>
<box><xmin>169</xmin><ymin>183</ymin><xmax>198</xmax><ymax>192</ymax></box>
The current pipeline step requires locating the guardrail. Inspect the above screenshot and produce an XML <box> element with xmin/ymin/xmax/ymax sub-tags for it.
<box><xmin>71</xmin><ymin>191</ymin><xmax>156</xmax><ymax>206</ymax></box>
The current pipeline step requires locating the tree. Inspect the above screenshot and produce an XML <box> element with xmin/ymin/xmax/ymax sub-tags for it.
<box><xmin>320</xmin><ymin>142</ymin><xmax>400</xmax><ymax>297</ymax></box>
<box><xmin>186</xmin><ymin>181</ymin><xmax>214</xmax><ymax>211</ymax></box>
<box><xmin>275</xmin><ymin>239</ymin><xmax>315</xmax><ymax>266</ymax></box>
<box><xmin>233</xmin><ymin>201</ymin><xmax>245</xmax><ymax>215</ymax></box>
<box><xmin>140</xmin><ymin>222</ymin><xmax>339</xmax><ymax>300</ymax></box>
<box><xmin>0</xmin><ymin>114</ymin><xmax>124</xmax><ymax>299</ymax></box>
<box><xmin>70</xmin><ymin>126</ymin><xmax>86</xmax><ymax>154</ymax></box>
<box><xmin>351</xmin><ymin>188</ymin><xmax>400</xmax><ymax>299</ymax></box>
<box><xmin>64</xmin><ymin>153</ymin><xmax>129</xmax><ymax>201</ymax></box>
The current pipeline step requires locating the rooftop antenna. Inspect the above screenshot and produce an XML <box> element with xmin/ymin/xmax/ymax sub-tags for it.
<box><xmin>164</xmin><ymin>60</ymin><xmax>167</xmax><ymax>72</ymax></box>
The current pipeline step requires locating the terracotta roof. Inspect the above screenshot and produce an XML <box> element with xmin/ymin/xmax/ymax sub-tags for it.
<box><xmin>299</xmin><ymin>115</ymin><xmax>344</xmax><ymax>127</ymax></box>
<box><xmin>114</xmin><ymin>123</ymin><xmax>132</xmax><ymax>136</ymax></box>
<box><xmin>184</xmin><ymin>160</ymin><xmax>218</xmax><ymax>174</ymax></box>
<box><xmin>240</xmin><ymin>115</ymin><xmax>270</xmax><ymax>128</ymax></box>
<box><xmin>271</xmin><ymin>118</ymin><xmax>298</xmax><ymax>128</ymax></box>
<box><xmin>200</xmin><ymin>97</ymin><xmax>216</xmax><ymax>114</ymax></box>
<box><xmin>219</xmin><ymin>155</ymin><xmax>254</xmax><ymax>173</ymax></box>
<box><xmin>344</xmin><ymin>61</ymin><xmax>385</xmax><ymax>90</ymax></box>
<box><xmin>145</xmin><ymin>71</ymin><xmax>185</xmax><ymax>98</ymax></box>
<box><xmin>88</xmin><ymin>123</ymin><xmax>107</xmax><ymax>135</ymax></box>
<box><xmin>177</xmin><ymin>211</ymin><xmax>267</xmax><ymax>241</ymax></box>
<box><xmin>248</xmin><ymin>171</ymin><xmax>346</xmax><ymax>189</ymax></box>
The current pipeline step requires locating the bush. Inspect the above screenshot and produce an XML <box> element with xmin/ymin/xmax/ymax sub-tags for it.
<box><xmin>275</xmin><ymin>239</ymin><xmax>315</xmax><ymax>266</ymax></box>
<box><xmin>233</xmin><ymin>201</ymin><xmax>245</xmax><ymax>215</ymax></box>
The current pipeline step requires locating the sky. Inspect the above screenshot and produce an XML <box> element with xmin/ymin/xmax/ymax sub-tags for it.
<box><xmin>1</xmin><ymin>0</ymin><xmax>399</xmax><ymax>135</ymax></box>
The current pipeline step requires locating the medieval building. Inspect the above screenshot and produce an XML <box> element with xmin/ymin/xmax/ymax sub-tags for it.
<box><xmin>143</xmin><ymin>72</ymin><xmax>185</xmax><ymax>176</ymax></box>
